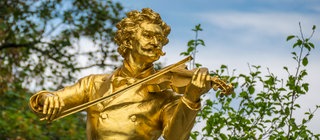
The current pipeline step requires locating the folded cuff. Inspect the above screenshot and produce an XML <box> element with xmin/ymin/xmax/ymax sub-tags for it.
<box><xmin>181</xmin><ymin>96</ymin><xmax>201</xmax><ymax>111</ymax></box>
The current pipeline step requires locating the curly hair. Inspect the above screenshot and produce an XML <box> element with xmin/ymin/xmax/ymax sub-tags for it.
<box><xmin>114</xmin><ymin>8</ymin><xmax>171</xmax><ymax>57</ymax></box>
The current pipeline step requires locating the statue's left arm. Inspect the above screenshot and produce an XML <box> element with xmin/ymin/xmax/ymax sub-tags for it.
<box><xmin>162</xmin><ymin>68</ymin><xmax>211</xmax><ymax>139</ymax></box>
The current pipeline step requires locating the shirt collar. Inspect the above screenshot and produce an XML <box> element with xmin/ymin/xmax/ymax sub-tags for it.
<box><xmin>116</xmin><ymin>60</ymin><xmax>156</xmax><ymax>79</ymax></box>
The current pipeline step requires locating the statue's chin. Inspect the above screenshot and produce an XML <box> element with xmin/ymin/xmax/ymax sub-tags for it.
<box><xmin>145</xmin><ymin>55</ymin><xmax>160</xmax><ymax>62</ymax></box>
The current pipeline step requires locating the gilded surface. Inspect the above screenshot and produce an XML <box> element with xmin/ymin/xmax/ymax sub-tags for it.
<box><xmin>29</xmin><ymin>8</ymin><xmax>232</xmax><ymax>140</ymax></box>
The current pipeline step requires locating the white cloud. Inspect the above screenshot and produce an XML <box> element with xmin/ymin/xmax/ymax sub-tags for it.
<box><xmin>311</xmin><ymin>5</ymin><xmax>320</xmax><ymax>12</ymax></box>
<box><xmin>187</xmin><ymin>11</ymin><xmax>320</xmax><ymax>73</ymax></box>
<box><xmin>198</xmin><ymin>11</ymin><xmax>319</xmax><ymax>37</ymax></box>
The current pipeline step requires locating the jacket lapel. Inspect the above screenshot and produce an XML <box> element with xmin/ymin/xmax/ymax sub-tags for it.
<box><xmin>95</xmin><ymin>73</ymin><xmax>114</xmax><ymax>111</ymax></box>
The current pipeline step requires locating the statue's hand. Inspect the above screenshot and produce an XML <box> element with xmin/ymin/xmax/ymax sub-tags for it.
<box><xmin>184</xmin><ymin>68</ymin><xmax>211</xmax><ymax>102</ymax></box>
<box><xmin>40</xmin><ymin>94</ymin><xmax>65</xmax><ymax>121</ymax></box>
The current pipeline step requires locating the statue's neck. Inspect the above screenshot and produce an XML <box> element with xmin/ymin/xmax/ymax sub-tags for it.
<box><xmin>121</xmin><ymin>54</ymin><xmax>154</xmax><ymax>78</ymax></box>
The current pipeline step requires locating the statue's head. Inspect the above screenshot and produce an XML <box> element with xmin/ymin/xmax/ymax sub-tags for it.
<box><xmin>114</xmin><ymin>8</ymin><xmax>171</xmax><ymax>59</ymax></box>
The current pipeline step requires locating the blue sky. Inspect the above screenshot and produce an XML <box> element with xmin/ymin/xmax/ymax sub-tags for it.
<box><xmin>114</xmin><ymin>0</ymin><xmax>319</xmax><ymax>69</ymax></box>
<box><xmin>80</xmin><ymin>0</ymin><xmax>320</xmax><ymax>134</ymax></box>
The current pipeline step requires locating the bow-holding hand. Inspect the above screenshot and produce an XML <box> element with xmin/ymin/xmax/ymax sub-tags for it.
<box><xmin>39</xmin><ymin>94</ymin><xmax>65</xmax><ymax>121</ymax></box>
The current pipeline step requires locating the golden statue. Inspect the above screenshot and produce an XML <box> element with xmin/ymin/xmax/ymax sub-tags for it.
<box><xmin>29</xmin><ymin>8</ymin><xmax>232</xmax><ymax>140</ymax></box>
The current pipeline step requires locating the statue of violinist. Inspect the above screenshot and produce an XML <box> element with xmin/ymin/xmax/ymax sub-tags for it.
<box><xmin>29</xmin><ymin>8</ymin><xmax>232</xmax><ymax>140</ymax></box>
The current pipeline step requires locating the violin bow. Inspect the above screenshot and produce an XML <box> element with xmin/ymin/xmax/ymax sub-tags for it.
<box><xmin>48</xmin><ymin>56</ymin><xmax>193</xmax><ymax>121</ymax></box>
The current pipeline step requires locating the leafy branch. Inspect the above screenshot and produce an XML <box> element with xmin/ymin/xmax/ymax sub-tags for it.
<box><xmin>285</xmin><ymin>23</ymin><xmax>316</xmax><ymax>139</ymax></box>
<box><xmin>180</xmin><ymin>24</ymin><xmax>205</xmax><ymax>69</ymax></box>
<box><xmin>190</xmin><ymin>24</ymin><xmax>319</xmax><ymax>139</ymax></box>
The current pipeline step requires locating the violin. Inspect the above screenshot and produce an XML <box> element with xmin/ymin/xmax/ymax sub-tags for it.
<box><xmin>48</xmin><ymin>56</ymin><xmax>233</xmax><ymax>121</ymax></box>
<box><xmin>145</xmin><ymin>64</ymin><xmax>233</xmax><ymax>95</ymax></box>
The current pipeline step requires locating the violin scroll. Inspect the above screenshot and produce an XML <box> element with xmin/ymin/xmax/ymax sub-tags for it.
<box><xmin>210</xmin><ymin>76</ymin><xmax>233</xmax><ymax>95</ymax></box>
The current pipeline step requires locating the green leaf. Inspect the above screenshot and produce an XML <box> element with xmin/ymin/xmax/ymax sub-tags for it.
<box><xmin>231</xmin><ymin>92</ymin><xmax>236</xmax><ymax>98</ymax></box>
<box><xmin>302</xmin><ymin>57</ymin><xmax>308</xmax><ymax>66</ymax></box>
<box><xmin>190</xmin><ymin>131</ymin><xmax>199</xmax><ymax>140</ymax></box>
<box><xmin>302</xmin><ymin>118</ymin><xmax>307</xmax><ymax>124</ymax></box>
<box><xmin>187</xmin><ymin>40</ymin><xmax>195</xmax><ymax>47</ymax></box>
<box><xmin>219</xmin><ymin>133</ymin><xmax>228</xmax><ymax>139</ymax></box>
<box><xmin>248</xmin><ymin>86</ymin><xmax>255</xmax><ymax>94</ymax></box>
<box><xmin>187</xmin><ymin>47</ymin><xmax>195</xmax><ymax>53</ymax></box>
<box><xmin>308</xmin><ymin>42</ymin><xmax>315</xmax><ymax>49</ymax></box>
<box><xmin>285</xmin><ymin>107</ymin><xmax>290</xmax><ymax>115</ymax></box>
<box><xmin>293</xmin><ymin>39</ymin><xmax>302</xmax><ymax>48</ymax></box>
<box><xmin>195</xmin><ymin>63</ymin><xmax>202</xmax><ymax>68</ymax></box>
<box><xmin>278</xmin><ymin>87</ymin><xmax>286</xmax><ymax>91</ymax></box>
<box><xmin>279</xmin><ymin>122</ymin><xmax>285</xmax><ymax>127</ymax></box>
<box><xmin>309</xmin><ymin>114</ymin><xmax>314</xmax><ymax>120</ymax></box>
<box><xmin>180</xmin><ymin>52</ymin><xmax>189</xmax><ymax>56</ymax></box>
<box><xmin>240</xmin><ymin>91</ymin><xmax>248</xmax><ymax>98</ymax></box>
<box><xmin>197</xmin><ymin>39</ymin><xmax>205</xmax><ymax>46</ymax></box>
<box><xmin>206</xmin><ymin>99</ymin><xmax>213</xmax><ymax>107</ymax></box>
<box><xmin>300</xmin><ymin>70</ymin><xmax>308</xmax><ymax>78</ymax></box>
<box><xmin>194</xmin><ymin>24</ymin><xmax>202</xmax><ymax>31</ymax></box>
<box><xmin>221</xmin><ymin>64</ymin><xmax>227</xmax><ymax>69</ymax></box>
<box><xmin>303</xmin><ymin>43</ymin><xmax>311</xmax><ymax>51</ymax></box>
<box><xmin>302</xmin><ymin>83</ymin><xmax>309</xmax><ymax>92</ymax></box>
<box><xmin>286</xmin><ymin>35</ymin><xmax>295</xmax><ymax>41</ymax></box>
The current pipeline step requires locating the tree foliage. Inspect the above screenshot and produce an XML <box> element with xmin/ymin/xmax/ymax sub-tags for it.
<box><xmin>0</xmin><ymin>0</ymin><xmax>123</xmax><ymax>90</ymax></box>
<box><xmin>190</xmin><ymin>24</ymin><xmax>319</xmax><ymax>139</ymax></box>
<box><xmin>0</xmin><ymin>0</ymin><xmax>124</xmax><ymax>139</ymax></box>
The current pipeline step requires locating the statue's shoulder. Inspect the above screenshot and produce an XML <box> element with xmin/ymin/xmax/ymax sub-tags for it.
<box><xmin>80</xmin><ymin>73</ymin><xmax>111</xmax><ymax>83</ymax></box>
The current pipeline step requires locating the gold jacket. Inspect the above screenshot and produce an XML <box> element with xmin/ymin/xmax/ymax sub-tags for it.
<box><xmin>29</xmin><ymin>68</ymin><xmax>199</xmax><ymax>140</ymax></box>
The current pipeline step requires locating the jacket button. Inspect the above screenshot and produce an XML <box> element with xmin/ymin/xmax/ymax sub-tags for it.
<box><xmin>100</xmin><ymin>113</ymin><xmax>108</xmax><ymax>119</ymax></box>
<box><xmin>130</xmin><ymin>115</ymin><xmax>137</xmax><ymax>122</ymax></box>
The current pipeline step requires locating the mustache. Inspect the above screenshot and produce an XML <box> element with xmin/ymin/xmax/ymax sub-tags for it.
<box><xmin>144</xmin><ymin>44</ymin><xmax>166</xmax><ymax>56</ymax></box>
<box><xmin>155</xmin><ymin>49</ymin><xmax>166</xmax><ymax>56</ymax></box>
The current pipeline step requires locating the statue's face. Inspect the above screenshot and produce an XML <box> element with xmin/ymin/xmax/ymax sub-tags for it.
<box><xmin>131</xmin><ymin>22</ymin><xmax>166</xmax><ymax>63</ymax></box>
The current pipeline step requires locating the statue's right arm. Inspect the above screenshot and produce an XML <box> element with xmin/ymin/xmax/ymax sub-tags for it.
<box><xmin>29</xmin><ymin>75</ymin><xmax>97</xmax><ymax>121</ymax></box>
<box><xmin>28</xmin><ymin>91</ymin><xmax>65</xmax><ymax>121</ymax></box>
